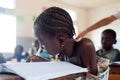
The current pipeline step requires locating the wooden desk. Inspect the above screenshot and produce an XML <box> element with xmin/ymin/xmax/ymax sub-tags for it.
<box><xmin>0</xmin><ymin>72</ymin><xmax>85</xmax><ymax>80</ymax></box>
<box><xmin>109</xmin><ymin>64</ymin><xmax>120</xmax><ymax>80</ymax></box>
<box><xmin>50</xmin><ymin>73</ymin><xmax>85</xmax><ymax>80</ymax></box>
<box><xmin>0</xmin><ymin>73</ymin><xmax>84</xmax><ymax>80</ymax></box>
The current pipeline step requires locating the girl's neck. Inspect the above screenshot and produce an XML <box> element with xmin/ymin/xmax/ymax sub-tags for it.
<box><xmin>66</xmin><ymin>40</ymin><xmax>76</xmax><ymax>58</ymax></box>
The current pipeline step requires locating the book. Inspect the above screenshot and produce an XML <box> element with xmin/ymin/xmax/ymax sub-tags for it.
<box><xmin>0</xmin><ymin>61</ymin><xmax>88</xmax><ymax>80</ymax></box>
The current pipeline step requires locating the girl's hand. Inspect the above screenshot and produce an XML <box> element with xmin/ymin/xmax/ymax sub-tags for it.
<box><xmin>75</xmin><ymin>30</ymin><xmax>87</xmax><ymax>40</ymax></box>
<box><xmin>26</xmin><ymin>55</ymin><xmax>49</xmax><ymax>62</ymax></box>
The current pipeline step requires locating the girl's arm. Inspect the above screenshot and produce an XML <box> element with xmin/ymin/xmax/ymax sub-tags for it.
<box><xmin>78</xmin><ymin>38</ymin><xmax>98</xmax><ymax>75</ymax></box>
<box><xmin>76</xmin><ymin>10</ymin><xmax>120</xmax><ymax>40</ymax></box>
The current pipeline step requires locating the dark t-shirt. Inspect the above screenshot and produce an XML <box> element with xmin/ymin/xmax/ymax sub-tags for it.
<box><xmin>96</xmin><ymin>48</ymin><xmax>120</xmax><ymax>62</ymax></box>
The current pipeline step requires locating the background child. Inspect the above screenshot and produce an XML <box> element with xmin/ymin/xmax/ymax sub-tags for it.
<box><xmin>96</xmin><ymin>29</ymin><xmax>120</xmax><ymax>62</ymax></box>
<box><xmin>7</xmin><ymin>45</ymin><xmax>25</xmax><ymax>62</ymax></box>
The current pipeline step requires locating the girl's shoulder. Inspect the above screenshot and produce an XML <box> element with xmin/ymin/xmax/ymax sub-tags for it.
<box><xmin>76</xmin><ymin>38</ymin><xmax>94</xmax><ymax>46</ymax></box>
<box><xmin>75</xmin><ymin>38</ymin><xmax>95</xmax><ymax>52</ymax></box>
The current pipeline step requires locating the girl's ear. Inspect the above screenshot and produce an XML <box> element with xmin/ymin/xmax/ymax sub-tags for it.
<box><xmin>59</xmin><ymin>37</ymin><xmax>64</xmax><ymax>44</ymax></box>
<box><xmin>55</xmin><ymin>32</ymin><xmax>66</xmax><ymax>44</ymax></box>
<box><xmin>58</xmin><ymin>36</ymin><xmax>66</xmax><ymax>48</ymax></box>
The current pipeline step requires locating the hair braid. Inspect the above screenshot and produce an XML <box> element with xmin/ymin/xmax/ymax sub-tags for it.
<box><xmin>34</xmin><ymin>7</ymin><xmax>75</xmax><ymax>38</ymax></box>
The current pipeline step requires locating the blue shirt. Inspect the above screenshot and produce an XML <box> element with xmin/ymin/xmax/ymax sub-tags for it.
<box><xmin>7</xmin><ymin>55</ymin><xmax>25</xmax><ymax>62</ymax></box>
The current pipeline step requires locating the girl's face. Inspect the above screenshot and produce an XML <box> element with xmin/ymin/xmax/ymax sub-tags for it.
<box><xmin>37</xmin><ymin>33</ymin><xmax>61</xmax><ymax>56</ymax></box>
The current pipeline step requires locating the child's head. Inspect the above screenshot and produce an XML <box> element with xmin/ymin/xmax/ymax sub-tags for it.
<box><xmin>33</xmin><ymin>7</ymin><xmax>75</xmax><ymax>55</ymax></box>
<box><xmin>101</xmin><ymin>29</ymin><xmax>117</xmax><ymax>50</ymax></box>
<box><xmin>14</xmin><ymin>45</ymin><xmax>24</xmax><ymax>56</ymax></box>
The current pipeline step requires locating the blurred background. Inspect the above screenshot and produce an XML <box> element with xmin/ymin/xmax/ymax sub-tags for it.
<box><xmin>0</xmin><ymin>0</ymin><xmax>120</xmax><ymax>58</ymax></box>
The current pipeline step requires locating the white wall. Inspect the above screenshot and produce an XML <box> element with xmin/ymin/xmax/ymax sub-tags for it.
<box><xmin>87</xmin><ymin>3</ymin><xmax>120</xmax><ymax>50</ymax></box>
<box><xmin>75</xmin><ymin>9</ymin><xmax>88</xmax><ymax>36</ymax></box>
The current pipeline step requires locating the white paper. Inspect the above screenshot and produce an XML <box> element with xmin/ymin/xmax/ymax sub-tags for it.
<box><xmin>1</xmin><ymin>61</ymin><xmax>88</xmax><ymax>80</ymax></box>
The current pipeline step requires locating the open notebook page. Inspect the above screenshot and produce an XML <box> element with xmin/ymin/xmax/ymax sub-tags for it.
<box><xmin>1</xmin><ymin>61</ymin><xmax>88</xmax><ymax>80</ymax></box>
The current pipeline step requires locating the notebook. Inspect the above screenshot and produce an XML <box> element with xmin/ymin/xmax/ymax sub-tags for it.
<box><xmin>0</xmin><ymin>61</ymin><xmax>88</xmax><ymax>80</ymax></box>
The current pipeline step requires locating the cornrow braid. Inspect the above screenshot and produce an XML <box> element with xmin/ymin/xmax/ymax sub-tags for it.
<box><xmin>34</xmin><ymin>7</ymin><xmax>75</xmax><ymax>38</ymax></box>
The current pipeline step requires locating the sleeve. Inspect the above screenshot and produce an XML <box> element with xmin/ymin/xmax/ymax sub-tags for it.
<box><xmin>76</xmin><ymin>57</ymin><xmax>110</xmax><ymax>80</ymax></box>
<box><xmin>86</xmin><ymin>58</ymin><xmax>110</xmax><ymax>80</ymax></box>
<box><xmin>86</xmin><ymin>67</ymin><xmax>110</xmax><ymax>80</ymax></box>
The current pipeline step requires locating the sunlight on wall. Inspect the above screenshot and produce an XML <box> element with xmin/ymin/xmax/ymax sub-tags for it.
<box><xmin>0</xmin><ymin>14</ymin><xmax>16</xmax><ymax>52</ymax></box>
<box><xmin>0</xmin><ymin>0</ymin><xmax>16</xmax><ymax>53</ymax></box>
<box><xmin>65</xmin><ymin>9</ymin><xmax>77</xmax><ymax>21</ymax></box>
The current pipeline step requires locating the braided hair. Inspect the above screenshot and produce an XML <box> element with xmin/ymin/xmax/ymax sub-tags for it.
<box><xmin>34</xmin><ymin>7</ymin><xmax>75</xmax><ymax>38</ymax></box>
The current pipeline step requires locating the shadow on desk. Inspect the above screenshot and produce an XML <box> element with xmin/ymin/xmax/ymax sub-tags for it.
<box><xmin>0</xmin><ymin>72</ymin><xmax>24</xmax><ymax>80</ymax></box>
<box><xmin>0</xmin><ymin>73</ymin><xmax>84</xmax><ymax>80</ymax></box>
<box><xmin>109</xmin><ymin>63</ymin><xmax>120</xmax><ymax>80</ymax></box>
<box><xmin>0</xmin><ymin>74</ymin><xmax>23</xmax><ymax>80</ymax></box>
